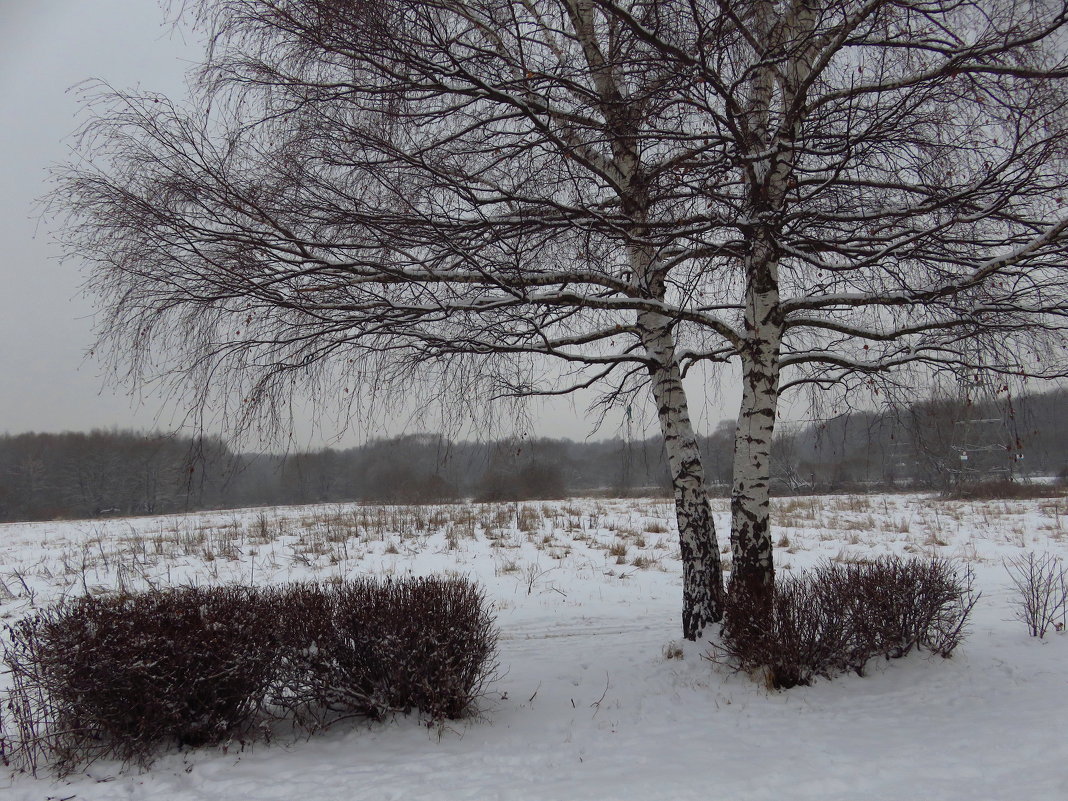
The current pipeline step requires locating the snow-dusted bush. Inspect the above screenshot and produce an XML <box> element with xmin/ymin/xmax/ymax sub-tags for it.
<box><xmin>846</xmin><ymin>558</ymin><xmax>978</xmax><ymax>658</ymax></box>
<box><xmin>2</xmin><ymin>587</ymin><xmax>276</xmax><ymax>774</ymax></box>
<box><xmin>1</xmin><ymin>576</ymin><xmax>497</xmax><ymax>776</ymax></box>
<box><xmin>717</xmin><ymin>557</ymin><xmax>977</xmax><ymax>689</ymax></box>
<box><xmin>718</xmin><ymin>570</ymin><xmax>854</xmax><ymax>689</ymax></box>
<box><xmin>270</xmin><ymin>576</ymin><xmax>498</xmax><ymax>728</ymax></box>
<box><xmin>1003</xmin><ymin>552</ymin><xmax>1068</xmax><ymax>638</ymax></box>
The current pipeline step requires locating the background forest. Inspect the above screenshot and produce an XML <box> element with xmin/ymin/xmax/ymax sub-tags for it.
<box><xmin>2</xmin><ymin>387</ymin><xmax>1065</xmax><ymax>523</ymax></box>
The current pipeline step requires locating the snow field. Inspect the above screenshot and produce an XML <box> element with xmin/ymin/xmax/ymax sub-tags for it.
<box><xmin>1</xmin><ymin>493</ymin><xmax>1066</xmax><ymax>800</ymax></box>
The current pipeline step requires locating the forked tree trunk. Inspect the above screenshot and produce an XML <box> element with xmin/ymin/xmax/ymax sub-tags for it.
<box><xmin>640</xmin><ymin>311</ymin><xmax>725</xmax><ymax>640</ymax></box>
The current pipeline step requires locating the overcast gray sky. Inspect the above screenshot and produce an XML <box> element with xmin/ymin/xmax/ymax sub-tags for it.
<box><xmin>1</xmin><ymin>1</ymin><xmax>201</xmax><ymax>435</ymax></box>
<box><xmin>0</xmin><ymin>1</ymin><xmax>738</xmax><ymax>448</ymax></box>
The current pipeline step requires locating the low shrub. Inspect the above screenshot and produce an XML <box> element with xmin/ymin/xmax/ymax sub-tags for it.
<box><xmin>2</xmin><ymin>576</ymin><xmax>498</xmax><ymax>775</ymax></box>
<box><xmin>1003</xmin><ymin>551</ymin><xmax>1068</xmax><ymax>638</ymax></box>
<box><xmin>3</xmin><ymin>586</ymin><xmax>275</xmax><ymax>774</ymax></box>
<box><xmin>270</xmin><ymin>576</ymin><xmax>498</xmax><ymax>729</ymax></box>
<box><xmin>850</xmin><ymin>558</ymin><xmax>976</xmax><ymax>657</ymax></box>
<box><xmin>719</xmin><ymin>573</ymin><xmax>855</xmax><ymax>689</ymax></box>
<box><xmin>945</xmin><ymin>480</ymin><xmax>1062</xmax><ymax>501</ymax></box>
<box><xmin>717</xmin><ymin>557</ymin><xmax>978</xmax><ymax>689</ymax></box>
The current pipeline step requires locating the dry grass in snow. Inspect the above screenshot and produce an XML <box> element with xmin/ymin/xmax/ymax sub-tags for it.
<box><xmin>1</xmin><ymin>493</ymin><xmax>1066</xmax><ymax>800</ymax></box>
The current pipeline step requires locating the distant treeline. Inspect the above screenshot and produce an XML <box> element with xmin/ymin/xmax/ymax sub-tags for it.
<box><xmin>2</xmin><ymin>388</ymin><xmax>1066</xmax><ymax>523</ymax></box>
<box><xmin>0</xmin><ymin>430</ymin><xmax>674</xmax><ymax>523</ymax></box>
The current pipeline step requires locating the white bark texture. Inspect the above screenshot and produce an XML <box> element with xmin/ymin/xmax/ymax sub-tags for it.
<box><xmin>641</xmin><ymin>311</ymin><xmax>724</xmax><ymax>638</ymax></box>
<box><xmin>729</xmin><ymin>0</ymin><xmax>788</xmax><ymax>596</ymax></box>
<box><xmin>731</xmin><ymin>295</ymin><xmax>781</xmax><ymax>596</ymax></box>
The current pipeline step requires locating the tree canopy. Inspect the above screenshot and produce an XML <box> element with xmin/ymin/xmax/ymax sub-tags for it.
<box><xmin>58</xmin><ymin>0</ymin><xmax>1068</xmax><ymax>635</ymax></box>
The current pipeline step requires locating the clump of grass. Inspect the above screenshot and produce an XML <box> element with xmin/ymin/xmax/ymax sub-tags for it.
<box><xmin>496</xmin><ymin>558</ymin><xmax>520</xmax><ymax>574</ymax></box>
<box><xmin>517</xmin><ymin>506</ymin><xmax>543</xmax><ymax>533</ymax></box>
<box><xmin>663</xmin><ymin>641</ymin><xmax>685</xmax><ymax>660</ymax></box>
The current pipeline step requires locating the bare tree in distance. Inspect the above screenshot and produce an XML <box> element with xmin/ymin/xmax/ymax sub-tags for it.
<box><xmin>57</xmin><ymin>0</ymin><xmax>1068</xmax><ymax>633</ymax></box>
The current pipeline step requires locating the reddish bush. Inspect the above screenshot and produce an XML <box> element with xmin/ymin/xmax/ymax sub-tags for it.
<box><xmin>270</xmin><ymin>576</ymin><xmax>498</xmax><ymax>728</ymax></box>
<box><xmin>2</xmin><ymin>576</ymin><xmax>497</xmax><ymax>775</ymax></box>
<box><xmin>717</xmin><ymin>557</ymin><xmax>977</xmax><ymax>689</ymax></box>
<box><xmin>3</xmin><ymin>587</ymin><xmax>275</xmax><ymax>774</ymax></box>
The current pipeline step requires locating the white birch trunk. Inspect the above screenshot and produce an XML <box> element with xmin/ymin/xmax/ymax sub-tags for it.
<box><xmin>730</xmin><ymin>0</ymin><xmax>788</xmax><ymax>600</ymax></box>
<box><xmin>563</xmin><ymin>0</ymin><xmax>724</xmax><ymax>637</ymax></box>
<box><xmin>640</xmin><ymin>311</ymin><xmax>725</xmax><ymax>639</ymax></box>
<box><xmin>730</xmin><ymin>282</ymin><xmax>781</xmax><ymax>598</ymax></box>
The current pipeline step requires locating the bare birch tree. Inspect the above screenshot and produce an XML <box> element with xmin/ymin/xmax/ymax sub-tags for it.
<box><xmin>59</xmin><ymin>0</ymin><xmax>729</xmax><ymax>638</ymax></box>
<box><xmin>595</xmin><ymin>0</ymin><xmax>1068</xmax><ymax>604</ymax></box>
<box><xmin>58</xmin><ymin>0</ymin><xmax>1068</xmax><ymax>632</ymax></box>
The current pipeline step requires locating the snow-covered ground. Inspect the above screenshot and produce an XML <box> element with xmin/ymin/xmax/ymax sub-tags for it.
<box><xmin>1</xmin><ymin>493</ymin><xmax>1066</xmax><ymax>800</ymax></box>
